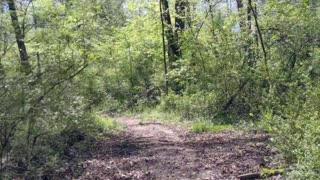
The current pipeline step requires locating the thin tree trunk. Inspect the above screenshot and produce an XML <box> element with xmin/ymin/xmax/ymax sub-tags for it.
<box><xmin>236</xmin><ymin>0</ymin><xmax>255</xmax><ymax>67</ymax></box>
<box><xmin>0</xmin><ymin>3</ymin><xmax>5</xmax><ymax>79</ymax></box>
<box><xmin>160</xmin><ymin>0</ymin><xmax>168</xmax><ymax>95</ymax></box>
<box><xmin>31</xmin><ymin>1</ymin><xmax>41</xmax><ymax>77</ymax></box>
<box><xmin>160</xmin><ymin>0</ymin><xmax>183</xmax><ymax>93</ymax></box>
<box><xmin>248</xmin><ymin>0</ymin><xmax>270</xmax><ymax>85</ymax></box>
<box><xmin>7</xmin><ymin>0</ymin><xmax>31</xmax><ymax>74</ymax></box>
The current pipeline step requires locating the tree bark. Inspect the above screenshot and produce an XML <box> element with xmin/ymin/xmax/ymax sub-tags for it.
<box><xmin>175</xmin><ymin>0</ymin><xmax>187</xmax><ymax>31</ymax></box>
<box><xmin>160</xmin><ymin>0</ymin><xmax>184</xmax><ymax>93</ymax></box>
<box><xmin>160</xmin><ymin>0</ymin><xmax>181</xmax><ymax>66</ymax></box>
<box><xmin>7</xmin><ymin>0</ymin><xmax>31</xmax><ymax>74</ymax></box>
<box><xmin>236</xmin><ymin>0</ymin><xmax>245</xmax><ymax>29</ymax></box>
<box><xmin>236</xmin><ymin>0</ymin><xmax>256</xmax><ymax>67</ymax></box>
<box><xmin>160</xmin><ymin>0</ymin><xmax>169</xmax><ymax>95</ymax></box>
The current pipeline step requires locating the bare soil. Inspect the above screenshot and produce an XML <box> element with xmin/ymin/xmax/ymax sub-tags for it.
<box><xmin>75</xmin><ymin>116</ymin><xmax>281</xmax><ymax>179</ymax></box>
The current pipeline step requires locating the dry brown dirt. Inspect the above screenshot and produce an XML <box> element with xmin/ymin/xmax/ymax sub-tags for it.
<box><xmin>70</xmin><ymin>116</ymin><xmax>281</xmax><ymax>180</ymax></box>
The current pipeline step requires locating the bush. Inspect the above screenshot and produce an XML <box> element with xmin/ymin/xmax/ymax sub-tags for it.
<box><xmin>160</xmin><ymin>91</ymin><xmax>220</xmax><ymax>121</ymax></box>
<box><xmin>260</xmin><ymin>84</ymin><xmax>320</xmax><ymax>179</ymax></box>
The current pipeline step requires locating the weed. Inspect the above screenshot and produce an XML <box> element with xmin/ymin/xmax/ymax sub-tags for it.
<box><xmin>191</xmin><ymin>121</ymin><xmax>232</xmax><ymax>133</ymax></box>
<box><xmin>95</xmin><ymin>114</ymin><xmax>122</xmax><ymax>134</ymax></box>
<box><xmin>138</xmin><ymin>120</ymin><xmax>145</xmax><ymax>125</ymax></box>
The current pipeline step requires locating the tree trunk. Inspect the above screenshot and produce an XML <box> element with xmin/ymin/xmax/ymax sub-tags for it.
<box><xmin>7</xmin><ymin>0</ymin><xmax>31</xmax><ymax>74</ymax></box>
<box><xmin>0</xmin><ymin>3</ymin><xmax>5</xmax><ymax>79</ymax></box>
<box><xmin>160</xmin><ymin>0</ymin><xmax>182</xmax><ymax>66</ymax></box>
<box><xmin>175</xmin><ymin>0</ymin><xmax>187</xmax><ymax>31</ymax></box>
<box><xmin>248</xmin><ymin>0</ymin><xmax>269</xmax><ymax>76</ymax></box>
<box><xmin>235</xmin><ymin>0</ymin><xmax>253</xmax><ymax>35</ymax></box>
<box><xmin>236</xmin><ymin>0</ymin><xmax>245</xmax><ymax>29</ymax></box>
<box><xmin>160</xmin><ymin>0</ymin><xmax>169</xmax><ymax>95</ymax></box>
<box><xmin>160</xmin><ymin>0</ymin><xmax>184</xmax><ymax>93</ymax></box>
<box><xmin>236</xmin><ymin>0</ymin><xmax>256</xmax><ymax>67</ymax></box>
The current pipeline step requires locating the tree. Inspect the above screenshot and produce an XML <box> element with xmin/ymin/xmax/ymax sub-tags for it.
<box><xmin>160</xmin><ymin>0</ymin><xmax>189</xmax><ymax>93</ymax></box>
<box><xmin>6</xmin><ymin>0</ymin><xmax>31</xmax><ymax>74</ymax></box>
<box><xmin>160</xmin><ymin>0</ymin><xmax>181</xmax><ymax>65</ymax></box>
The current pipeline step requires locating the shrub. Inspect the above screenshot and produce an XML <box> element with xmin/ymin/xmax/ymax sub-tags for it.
<box><xmin>260</xmin><ymin>84</ymin><xmax>320</xmax><ymax>179</ymax></box>
<box><xmin>160</xmin><ymin>91</ymin><xmax>220</xmax><ymax>121</ymax></box>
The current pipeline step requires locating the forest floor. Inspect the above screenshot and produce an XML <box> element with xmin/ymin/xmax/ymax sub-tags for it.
<box><xmin>70</xmin><ymin>116</ymin><xmax>282</xmax><ymax>180</ymax></box>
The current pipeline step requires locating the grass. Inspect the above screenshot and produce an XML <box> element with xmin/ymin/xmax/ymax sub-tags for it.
<box><xmin>127</xmin><ymin>108</ymin><xmax>233</xmax><ymax>133</ymax></box>
<box><xmin>135</xmin><ymin>107</ymin><xmax>187</xmax><ymax>126</ymax></box>
<box><xmin>138</xmin><ymin>120</ymin><xmax>145</xmax><ymax>125</ymax></box>
<box><xmin>191</xmin><ymin>121</ymin><xmax>233</xmax><ymax>133</ymax></box>
<box><xmin>139</xmin><ymin>107</ymin><xmax>180</xmax><ymax>122</ymax></box>
<box><xmin>95</xmin><ymin>114</ymin><xmax>123</xmax><ymax>134</ymax></box>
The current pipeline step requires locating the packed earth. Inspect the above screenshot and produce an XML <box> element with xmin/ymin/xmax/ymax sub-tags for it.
<box><xmin>62</xmin><ymin>116</ymin><xmax>282</xmax><ymax>180</ymax></box>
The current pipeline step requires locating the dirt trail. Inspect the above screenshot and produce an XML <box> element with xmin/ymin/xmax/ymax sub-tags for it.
<box><xmin>117</xmin><ymin>116</ymin><xmax>185</xmax><ymax>143</ymax></box>
<box><xmin>79</xmin><ymin>116</ymin><xmax>281</xmax><ymax>180</ymax></box>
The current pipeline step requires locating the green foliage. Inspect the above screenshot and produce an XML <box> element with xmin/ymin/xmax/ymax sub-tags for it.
<box><xmin>191</xmin><ymin>121</ymin><xmax>232</xmax><ymax>134</ymax></box>
<box><xmin>160</xmin><ymin>91</ymin><xmax>219</xmax><ymax>120</ymax></box>
<box><xmin>260</xmin><ymin>83</ymin><xmax>320</xmax><ymax>178</ymax></box>
<box><xmin>0</xmin><ymin>0</ymin><xmax>319</xmax><ymax>178</ymax></box>
<box><xmin>0</xmin><ymin>0</ymin><xmax>126</xmax><ymax>178</ymax></box>
<box><xmin>94</xmin><ymin>114</ymin><xmax>122</xmax><ymax>134</ymax></box>
<box><xmin>260</xmin><ymin>168</ymin><xmax>284</xmax><ymax>178</ymax></box>
<box><xmin>138</xmin><ymin>107</ymin><xmax>181</xmax><ymax>123</ymax></box>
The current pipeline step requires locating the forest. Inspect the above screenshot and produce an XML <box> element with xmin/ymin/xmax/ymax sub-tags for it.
<box><xmin>0</xmin><ymin>0</ymin><xmax>319</xmax><ymax>179</ymax></box>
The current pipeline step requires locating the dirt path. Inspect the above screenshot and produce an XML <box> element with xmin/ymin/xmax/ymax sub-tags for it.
<box><xmin>79</xmin><ymin>116</ymin><xmax>281</xmax><ymax>180</ymax></box>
